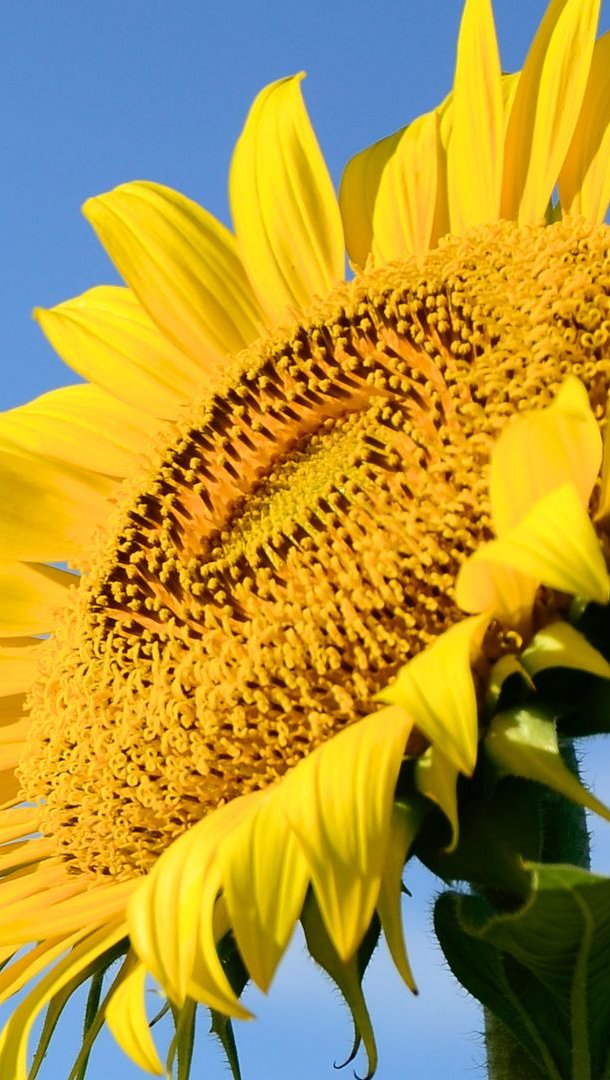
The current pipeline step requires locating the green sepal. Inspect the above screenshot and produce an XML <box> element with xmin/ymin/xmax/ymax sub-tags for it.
<box><xmin>435</xmin><ymin>863</ymin><xmax>610</xmax><ymax>1080</ymax></box>
<box><xmin>521</xmin><ymin>622</ymin><xmax>610</xmax><ymax>681</ymax></box>
<box><xmin>27</xmin><ymin>937</ymin><xmax>128</xmax><ymax>1080</ymax></box>
<box><xmin>416</xmin><ymin>776</ymin><xmax>541</xmax><ymax>899</ymax></box>
<box><xmin>485</xmin><ymin>706</ymin><xmax>610</xmax><ymax>825</ymax></box>
<box><xmin>67</xmin><ymin>948</ymin><xmax>134</xmax><ymax>1080</ymax></box>
<box><xmin>168</xmin><ymin>999</ymin><xmax>197</xmax><ymax>1080</ymax></box>
<box><xmin>486</xmin><ymin>654</ymin><xmax>533</xmax><ymax>715</ymax></box>
<box><xmin>207</xmin><ymin>931</ymin><xmax>249</xmax><ymax>1080</ymax></box>
<box><xmin>569</xmin><ymin>599</ymin><xmax>610</xmax><ymax>661</ymax></box>
<box><xmin>560</xmin><ymin>678</ymin><xmax>610</xmax><ymax>738</ymax></box>
<box><xmin>301</xmin><ymin>889</ymin><xmax>379</xmax><ymax>1080</ymax></box>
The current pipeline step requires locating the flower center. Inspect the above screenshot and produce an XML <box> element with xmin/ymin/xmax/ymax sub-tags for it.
<box><xmin>20</xmin><ymin>218</ymin><xmax>610</xmax><ymax>880</ymax></box>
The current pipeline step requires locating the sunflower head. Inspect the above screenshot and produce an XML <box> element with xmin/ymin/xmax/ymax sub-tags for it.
<box><xmin>1</xmin><ymin>0</ymin><xmax>610</xmax><ymax>1078</ymax></box>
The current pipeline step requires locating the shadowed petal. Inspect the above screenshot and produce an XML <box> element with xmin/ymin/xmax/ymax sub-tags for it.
<box><xmin>339</xmin><ymin>128</ymin><xmax>404</xmax><ymax>269</ymax></box>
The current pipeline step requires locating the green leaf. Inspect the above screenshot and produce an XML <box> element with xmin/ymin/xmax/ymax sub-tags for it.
<box><xmin>435</xmin><ymin>864</ymin><xmax>610</xmax><ymax>1080</ymax></box>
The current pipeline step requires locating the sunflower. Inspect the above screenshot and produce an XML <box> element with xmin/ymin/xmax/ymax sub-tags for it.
<box><xmin>2</xmin><ymin>0</ymin><xmax>610</xmax><ymax>1076</ymax></box>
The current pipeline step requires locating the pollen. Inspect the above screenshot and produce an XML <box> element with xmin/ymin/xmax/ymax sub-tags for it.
<box><xmin>20</xmin><ymin>217</ymin><xmax>610</xmax><ymax>880</ymax></box>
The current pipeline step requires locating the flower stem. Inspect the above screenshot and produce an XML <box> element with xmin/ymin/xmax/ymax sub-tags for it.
<box><xmin>485</xmin><ymin>741</ymin><xmax>590</xmax><ymax>1080</ymax></box>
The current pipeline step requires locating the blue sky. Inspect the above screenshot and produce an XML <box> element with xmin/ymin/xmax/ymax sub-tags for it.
<box><xmin>2</xmin><ymin>1</ymin><xmax>610</xmax><ymax>1078</ymax></box>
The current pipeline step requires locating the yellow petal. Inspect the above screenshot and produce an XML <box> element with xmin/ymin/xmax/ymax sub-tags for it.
<box><xmin>372</xmin><ymin>110</ymin><xmax>440</xmax><ymax>264</ymax></box>
<box><xmin>219</xmin><ymin>790</ymin><xmax>309</xmax><ymax>992</ymax></box>
<box><xmin>501</xmin><ymin>0</ymin><xmax>601</xmax><ymax>223</ymax></box>
<box><xmin>0</xmin><ymin>932</ymin><xmax>87</xmax><ymax>1007</ymax></box>
<box><xmin>0</xmin><ymin>384</ymin><xmax>159</xmax><ymax>479</ymax></box>
<box><xmin>559</xmin><ymin>31</ymin><xmax>610</xmax><ymax>224</ymax></box>
<box><xmin>0</xmin><ymin>637</ymin><xmax>46</xmax><ymax>696</ymax></box>
<box><xmin>490</xmin><ymin>376</ymin><xmax>601</xmax><ymax>536</ymax></box>
<box><xmin>83</xmin><ymin>182</ymin><xmax>263</xmax><ymax>368</ymax></box>
<box><xmin>376</xmin><ymin>800</ymin><xmax>424</xmax><ymax>992</ymax></box>
<box><xmin>461</xmin><ymin>484</ymin><xmax>609</xmax><ymax>607</ymax></box>
<box><xmin>105</xmin><ymin>953</ymin><xmax>164</xmax><ymax>1076</ymax></box>
<box><xmin>128</xmin><ymin>798</ymin><xmax>251</xmax><ymax>1016</ymax></box>
<box><xmin>229</xmin><ymin>74</ymin><xmax>344</xmax><ymax>325</ymax></box>
<box><xmin>0</xmin><ymin>448</ymin><xmax>112</xmax><ymax>561</ymax></box>
<box><xmin>0</xmin><ymin>561</ymin><xmax>73</xmax><ymax>637</ymax></box>
<box><xmin>455</xmin><ymin>556</ymin><xmax>538</xmax><ymax>624</ymax></box>
<box><xmin>0</xmin><ymin>919</ymin><xmax>127</xmax><ymax>1080</ymax></box>
<box><xmin>486</xmin><ymin>708</ymin><xmax>610</xmax><ymax>823</ymax></box>
<box><xmin>521</xmin><ymin>620</ymin><xmax>610</xmax><ymax>679</ymax></box>
<box><xmin>415</xmin><ymin>746</ymin><xmax>460</xmax><ymax>852</ymax></box>
<box><xmin>378</xmin><ymin>616</ymin><xmax>488</xmax><ymax>776</ymax></box>
<box><xmin>0</xmin><ymin>808</ymin><xmax>41</xmax><ymax>844</ymax></box>
<box><xmin>281</xmin><ymin>705</ymin><xmax>413</xmax><ymax>962</ymax></box>
<box><xmin>34</xmin><ymin>287</ymin><xmax>205</xmax><ymax>419</ymax></box>
<box><xmin>339</xmin><ymin>127</ymin><xmax>404</xmax><ymax>269</ymax></box>
<box><xmin>0</xmin><ymin>880</ymin><xmax>136</xmax><ymax>943</ymax></box>
<box><xmin>448</xmin><ymin>0</ymin><xmax>503</xmax><ymax>231</ymax></box>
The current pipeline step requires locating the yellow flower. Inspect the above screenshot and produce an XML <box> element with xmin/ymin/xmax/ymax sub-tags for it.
<box><xmin>1</xmin><ymin>0</ymin><xmax>610</xmax><ymax>1076</ymax></box>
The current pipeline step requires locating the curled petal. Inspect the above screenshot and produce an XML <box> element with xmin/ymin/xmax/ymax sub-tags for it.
<box><xmin>490</xmin><ymin>376</ymin><xmax>601</xmax><ymax>536</ymax></box>
<box><xmin>218</xmin><ymin>791</ymin><xmax>309</xmax><ymax>992</ymax></box>
<box><xmin>378</xmin><ymin>616</ymin><xmax>488</xmax><ymax>776</ymax></box>
<box><xmin>415</xmin><ymin>747</ymin><xmax>460</xmax><ymax>852</ymax></box>
<box><xmin>128</xmin><ymin>799</ymin><xmax>252</xmax><ymax>1016</ymax></box>
<box><xmin>0</xmin><ymin>920</ymin><xmax>127</xmax><ymax>1080</ymax></box>
<box><xmin>280</xmin><ymin>706</ymin><xmax>413</xmax><ymax>962</ymax></box>
<box><xmin>376</xmin><ymin>799</ymin><xmax>424</xmax><ymax>992</ymax></box>
<box><xmin>458</xmin><ymin>485</ymin><xmax>610</xmax><ymax>609</ymax></box>
<box><xmin>105</xmin><ymin>953</ymin><xmax>164</xmax><ymax>1076</ymax></box>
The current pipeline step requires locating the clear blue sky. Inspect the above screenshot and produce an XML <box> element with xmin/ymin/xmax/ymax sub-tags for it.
<box><xmin>2</xmin><ymin>2</ymin><xmax>610</xmax><ymax>1078</ymax></box>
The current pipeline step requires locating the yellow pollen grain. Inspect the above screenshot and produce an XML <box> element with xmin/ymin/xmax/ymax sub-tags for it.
<box><xmin>19</xmin><ymin>217</ymin><xmax>610</xmax><ymax>880</ymax></box>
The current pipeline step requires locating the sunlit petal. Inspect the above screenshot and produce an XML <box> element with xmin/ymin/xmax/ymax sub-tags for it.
<box><xmin>230</xmin><ymin>74</ymin><xmax>344</xmax><ymax>324</ymax></box>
